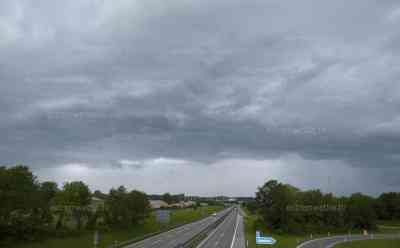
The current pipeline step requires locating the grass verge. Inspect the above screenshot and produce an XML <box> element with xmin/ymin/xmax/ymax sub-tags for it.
<box><xmin>243</xmin><ymin>211</ymin><xmax>400</xmax><ymax>248</ymax></box>
<box><xmin>377</xmin><ymin>220</ymin><xmax>400</xmax><ymax>234</ymax></box>
<box><xmin>334</xmin><ymin>239</ymin><xmax>400</xmax><ymax>248</ymax></box>
<box><xmin>243</xmin><ymin>213</ymin><xmax>316</xmax><ymax>248</ymax></box>
<box><xmin>9</xmin><ymin>206</ymin><xmax>223</xmax><ymax>248</ymax></box>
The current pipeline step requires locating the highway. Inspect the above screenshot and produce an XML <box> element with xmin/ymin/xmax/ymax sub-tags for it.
<box><xmin>197</xmin><ymin>207</ymin><xmax>246</xmax><ymax>248</ymax></box>
<box><xmin>233</xmin><ymin>213</ymin><xmax>246</xmax><ymax>248</ymax></box>
<box><xmin>123</xmin><ymin>205</ymin><xmax>400</xmax><ymax>248</ymax></box>
<box><xmin>297</xmin><ymin>234</ymin><xmax>400</xmax><ymax>248</ymax></box>
<box><xmin>123</xmin><ymin>208</ymin><xmax>232</xmax><ymax>248</ymax></box>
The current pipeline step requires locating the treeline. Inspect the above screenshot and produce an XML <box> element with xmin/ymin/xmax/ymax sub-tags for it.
<box><xmin>0</xmin><ymin>165</ymin><xmax>150</xmax><ymax>243</ymax></box>
<box><xmin>245</xmin><ymin>180</ymin><xmax>400</xmax><ymax>234</ymax></box>
<box><xmin>148</xmin><ymin>193</ymin><xmax>225</xmax><ymax>207</ymax></box>
<box><xmin>149</xmin><ymin>193</ymin><xmax>185</xmax><ymax>204</ymax></box>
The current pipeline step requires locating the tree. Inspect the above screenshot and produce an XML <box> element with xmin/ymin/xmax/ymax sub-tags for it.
<box><xmin>56</xmin><ymin>181</ymin><xmax>91</xmax><ymax>229</ymax></box>
<box><xmin>376</xmin><ymin>192</ymin><xmax>400</xmax><ymax>220</ymax></box>
<box><xmin>299</xmin><ymin>190</ymin><xmax>324</xmax><ymax>227</ymax></box>
<box><xmin>106</xmin><ymin>186</ymin><xmax>150</xmax><ymax>226</ymax></box>
<box><xmin>162</xmin><ymin>193</ymin><xmax>174</xmax><ymax>204</ymax></box>
<box><xmin>244</xmin><ymin>200</ymin><xmax>258</xmax><ymax>214</ymax></box>
<box><xmin>106</xmin><ymin>186</ymin><xmax>128</xmax><ymax>225</ymax></box>
<box><xmin>345</xmin><ymin>193</ymin><xmax>377</xmax><ymax>230</ymax></box>
<box><xmin>254</xmin><ymin>180</ymin><xmax>350</xmax><ymax>234</ymax></box>
<box><xmin>256</xmin><ymin>180</ymin><xmax>298</xmax><ymax>232</ymax></box>
<box><xmin>126</xmin><ymin>190</ymin><xmax>150</xmax><ymax>224</ymax></box>
<box><xmin>40</xmin><ymin>181</ymin><xmax>59</xmax><ymax>203</ymax></box>
<box><xmin>38</xmin><ymin>181</ymin><xmax>59</xmax><ymax>226</ymax></box>
<box><xmin>0</xmin><ymin>165</ymin><xmax>49</xmax><ymax>241</ymax></box>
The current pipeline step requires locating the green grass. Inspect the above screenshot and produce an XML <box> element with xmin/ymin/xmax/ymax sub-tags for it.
<box><xmin>243</xmin><ymin>212</ymin><xmax>320</xmax><ymax>248</ymax></box>
<box><xmin>9</xmin><ymin>206</ymin><xmax>223</xmax><ymax>248</ymax></box>
<box><xmin>378</xmin><ymin>226</ymin><xmax>400</xmax><ymax>234</ymax></box>
<box><xmin>334</xmin><ymin>239</ymin><xmax>400</xmax><ymax>248</ymax></box>
<box><xmin>377</xmin><ymin>220</ymin><xmax>400</xmax><ymax>227</ymax></box>
<box><xmin>169</xmin><ymin>206</ymin><xmax>221</xmax><ymax>226</ymax></box>
<box><xmin>377</xmin><ymin>220</ymin><xmax>400</xmax><ymax>234</ymax></box>
<box><xmin>242</xmin><ymin>211</ymin><xmax>400</xmax><ymax>248</ymax></box>
<box><xmin>242</xmin><ymin>207</ymin><xmax>354</xmax><ymax>248</ymax></box>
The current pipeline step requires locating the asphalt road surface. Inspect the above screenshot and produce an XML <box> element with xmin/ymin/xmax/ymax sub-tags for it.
<box><xmin>122</xmin><ymin>208</ymin><xmax>232</xmax><ymax>248</ymax></box>
<box><xmin>297</xmin><ymin>234</ymin><xmax>400</xmax><ymax>248</ymax></box>
<box><xmin>197</xmin><ymin>207</ymin><xmax>246</xmax><ymax>248</ymax></box>
<box><xmin>232</xmin><ymin>212</ymin><xmax>246</xmax><ymax>248</ymax></box>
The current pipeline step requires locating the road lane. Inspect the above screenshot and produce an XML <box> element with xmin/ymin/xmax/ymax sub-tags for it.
<box><xmin>197</xmin><ymin>207</ymin><xmax>245</xmax><ymax>248</ymax></box>
<box><xmin>123</xmin><ymin>208</ymin><xmax>232</xmax><ymax>248</ymax></box>
<box><xmin>232</xmin><ymin>214</ymin><xmax>246</xmax><ymax>248</ymax></box>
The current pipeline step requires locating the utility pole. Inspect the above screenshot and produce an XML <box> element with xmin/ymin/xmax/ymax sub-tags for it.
<box><xmin>93</xmin><ymin>230</ymin><xmax>99</xmax><ymax>248</ymax></box>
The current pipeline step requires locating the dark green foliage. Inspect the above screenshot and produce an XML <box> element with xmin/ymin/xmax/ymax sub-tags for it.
<box><xmin>161</xmin><ymin>193</ymin><xmax>184</xmax><ymax>204</ymax></box>
<box><xmin>375</xmin><ymin>192</ymin><xmax>400</xmax><ymax>220</ymax></box>
<box><xmin>345</xmin><ymin>193</ymin><xmax>377</xmax><ymax>230</ymax></box>
<box><xmin>0</xmin><ymin>165</ymin><xmax>151</xmax><ymax>244</ymax></box>
<box><xmin>256</xmin><ymin>180</ymin><xmax>299</xmax><ymax>233</ymax></box>
<box><xmin>56</xmin><ymin>181</ymin><xmax>91</xmax><ymax>207</ymax></box>
<box><xmin>55</xmin><ymin>181</ymin><xmax>92</xmax><ymax>230</ymax></box>
<box><xmin>255</xmin><ymin>180</ymin><xmax>380</xmax><ymax>234</ymax></box>
<box><xmin>106</xmin><ymin>186</ymin><xmax>150</xmax><ymax>227</ymax></box>
<box><xmin>40</xmin><ymin>181</ymin><xmax>59</xmax><ymax>203</ymax></box>
<box><xmin>0</xmin><ymin>165</ymin><xmax>54</xmax><ymax>242</ymax></box>
<box><xmin>244</xmin><ymin>200</ymin><xmax>258</xmax><ymax>214</ymax></box>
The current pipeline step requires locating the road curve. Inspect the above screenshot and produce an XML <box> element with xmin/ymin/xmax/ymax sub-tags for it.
<box><xmin>297</xmin><ymin>234</ymin><xmax>400</xmax><ymax>248</ymax></box>
<box><xmin>122</xmin><ymin>208</ymin><xmax>232</xmax><ymax>248</ymax></box>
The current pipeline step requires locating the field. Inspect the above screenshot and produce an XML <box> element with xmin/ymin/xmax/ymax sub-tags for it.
<box><xmin>243</xmin><ymin>211</ymin><xmax>400</xmax><ymax>248</ymax></box>
<box><xmin>377</xmin><ymin>220</ymin><xmax>400</xmax><ymax>234</ymax></box>
<box><xmin>9</xmin><ymin>206</ymin><xmax>223</xmax><ymax>248</ymax></box>
<box><xmin>334</xmin><ymin>239</ymin><xmax>400</xmax><ymax>248</ymax></box>
<box><xmin>243</xmin><ymin>212</ymin><xmax>322</xmax><ymax>248</ymax></box>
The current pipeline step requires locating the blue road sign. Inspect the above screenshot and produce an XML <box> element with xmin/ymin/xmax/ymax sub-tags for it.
<box><xmin>155</xmin><ymin>209</ymin><xmax>170</xmax><ymax>224</ymax></box>
<box><xmin>256</xmin><ymin>231</ymin><xmax>276</xmax><ymax>245</ymax></box>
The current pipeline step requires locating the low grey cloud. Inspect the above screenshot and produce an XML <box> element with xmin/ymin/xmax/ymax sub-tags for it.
<box><xmin>1</xmin><ymin>0</ymin><xmax>400</xmax><ymax>195</ymax></box>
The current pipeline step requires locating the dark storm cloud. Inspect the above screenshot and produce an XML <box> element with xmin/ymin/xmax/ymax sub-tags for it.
<box><xmin>1</xmin><ymin>0</ymin><xmax>400</xmax><ymax>194</ymax></box>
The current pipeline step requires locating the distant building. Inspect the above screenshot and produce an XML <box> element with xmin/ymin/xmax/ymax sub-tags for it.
<box><xmin>181</xmin><ymin>201</ymin><xmax>196</xmax><ymax>208</ymax></box>
<box><xmin>150</xmin><ymin>200</ymin><xmax>196</xmax><ymax>209</ymax></box>
<box><xmin>149</xmin><ymin>200</ymin><xmax>169</xmax><ymax>209</ymax></box>
<box><xmin>185</xmin><ymin>196</ymin><xmax>200</xmax><ymax>201</ymax></box>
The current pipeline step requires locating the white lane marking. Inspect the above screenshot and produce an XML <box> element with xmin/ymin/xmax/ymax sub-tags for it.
<box><xmin>229</xmin><ymin>212</ymin><xmax>240</xmax><ymax>248</ymax></box>
<box><xmin>152</xmin><ymin>239</ymin><xmax>162</xmax><ymax>245</ymax></box>
<box><xmin>197</xmin><ymin>211</ymin><xmax>235</xmax><ymax>248</ymax></box>
<box><xmin>128</xmin><ymin>208</ymin><xmax>235</xmax><ymax>248</ymax></box>
<box><xmin>296</xmin><ymin>235</ymin><xmax>371</xmax><ymax>248</ymax></box>
<box><xmin>296</xmin><ymin>236</ymin><xmax>343</xmax><ymax>248</ymax></box>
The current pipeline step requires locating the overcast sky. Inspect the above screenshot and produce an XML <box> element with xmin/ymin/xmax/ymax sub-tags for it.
<box><xmin>1</xmin><ymin>0</ymin><xmax>400</xmax><ymax>196</ymax></box>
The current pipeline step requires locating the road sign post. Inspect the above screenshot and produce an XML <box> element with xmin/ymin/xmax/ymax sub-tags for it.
<box><xmin>155</xmin><ymin>209</ymin><xmax>171</xmax><ymax>224</ymax></box>
<box><xmin>94</xmin><ymin>230</ymin><xmax>99</xmax><ymax>248</ymax></box>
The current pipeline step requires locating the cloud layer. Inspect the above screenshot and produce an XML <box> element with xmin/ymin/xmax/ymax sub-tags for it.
<box><xmin>1</xmin><ymin>0</ymin><xmax>400</xmax><ymax>195</ymax></box>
